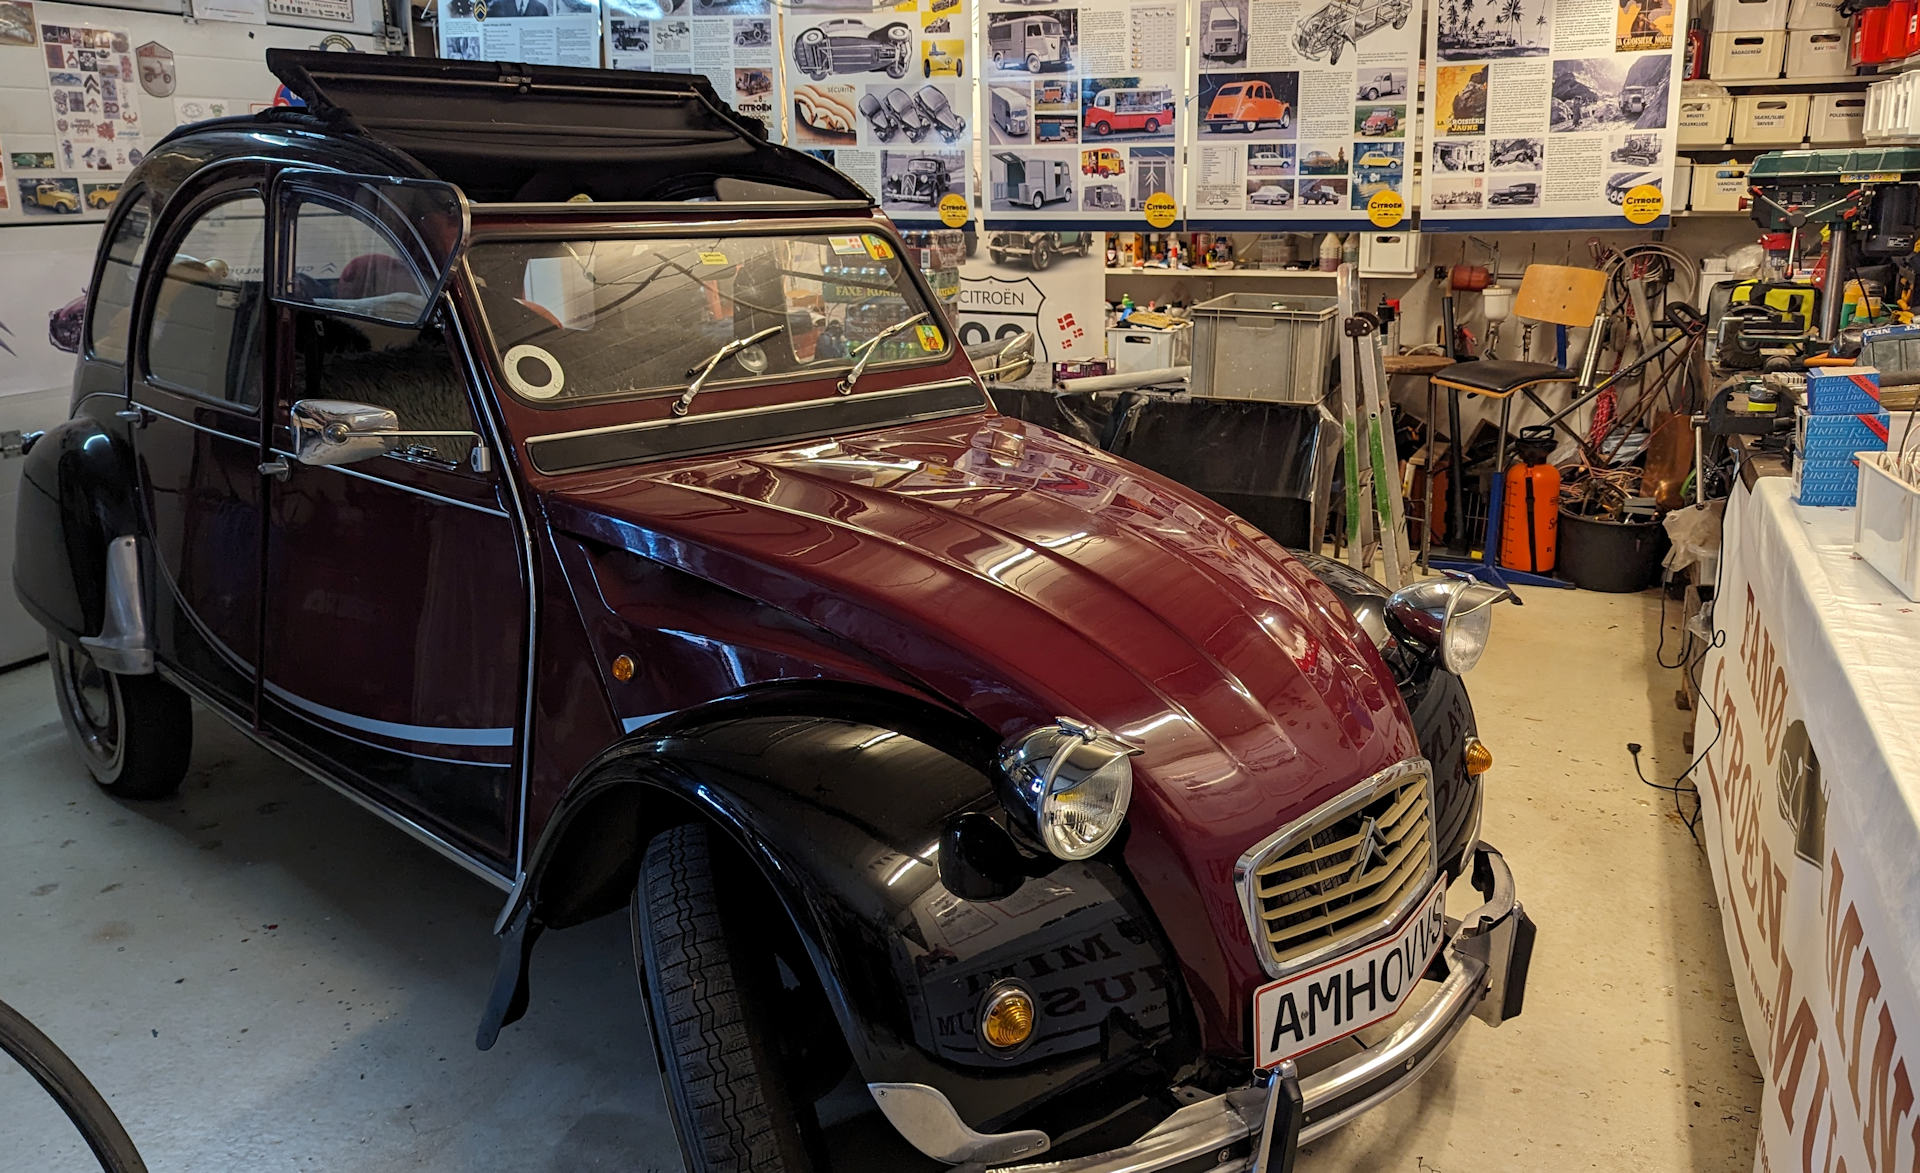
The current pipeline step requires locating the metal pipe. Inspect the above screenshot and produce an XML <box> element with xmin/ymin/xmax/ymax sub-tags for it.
<box><xmin>1053</xmin><ymin>365</ymin><xmax>1191</xmax><ymax>394</ymax></box>
<box><xmin>1821</xmin><ymin>220</ymin><xmax>1850</xmax><ymax>346</ymax></box>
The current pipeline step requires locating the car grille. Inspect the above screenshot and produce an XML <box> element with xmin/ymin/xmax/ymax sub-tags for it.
<box><xmin>1235</xmin><ymin>761</ymin><xmax>1436</xmax><ymax>977</ymax></box>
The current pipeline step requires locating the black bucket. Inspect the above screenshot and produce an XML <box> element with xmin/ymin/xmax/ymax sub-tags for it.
<box><xmin>1557</xmin><ymin>508</ymin><xmax>1669</xmax><ymax>593</ymax></box>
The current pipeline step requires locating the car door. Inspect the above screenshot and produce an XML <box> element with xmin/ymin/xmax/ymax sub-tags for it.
<box><xmin>256</xmin><ymin>174</ymin><xmax>527</xmax><ymax>875</ymax></box>
<box><xmin>132</xmin><ymin>183</ymin><xmax>271</xmax><ymax>717</ymax></box>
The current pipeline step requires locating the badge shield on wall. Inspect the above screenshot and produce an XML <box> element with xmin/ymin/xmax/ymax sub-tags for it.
<box><xmin>135</xmin><ymin>41</ymin><xmax>174</xmax><ymax>98</ymax></box>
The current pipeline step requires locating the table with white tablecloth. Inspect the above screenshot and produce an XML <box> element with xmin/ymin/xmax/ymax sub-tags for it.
<box><xmin>1693</xmin><ymin>474</ymin><xmax>1920</xmax><ymax>1172</ymax></box>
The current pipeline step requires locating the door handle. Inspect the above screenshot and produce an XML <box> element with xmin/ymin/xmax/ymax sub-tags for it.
<box><xmin>258</xmin><ymin>458</ymin><xmax>290</xmax><ymax>481</ymax></box>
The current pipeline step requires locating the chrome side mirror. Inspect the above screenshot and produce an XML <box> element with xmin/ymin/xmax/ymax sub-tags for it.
<box><xmin>291</xmin><ymin>399</ymin><xmax>398</xmax><ymax>467</ymax></box>
<box><xmin>289</xmin><ymin>399</ymin><xmax>490</xmax><ymax>471</ymax></box>
<box><xmin>966</xmin><ymin>331</ymin><xmax>1036</xmax><ymax>385</ymax></box>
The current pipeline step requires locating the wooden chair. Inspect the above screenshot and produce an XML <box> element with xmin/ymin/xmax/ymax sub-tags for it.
<box><xmin>1426</xmin><ymin>264</ymin><xmax>1606</xmax><ymax>588</ymax></box>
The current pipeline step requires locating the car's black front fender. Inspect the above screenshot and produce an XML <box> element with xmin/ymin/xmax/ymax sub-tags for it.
<box><xmin>1292</xmin><ymin>553</ymin><xmax>1484</xmax><ymax>874</ymax></box>
<box><xmin>512</xmin><ymin>686</ymin><xmax>1200</xmax><ymax>1148</ymax></box>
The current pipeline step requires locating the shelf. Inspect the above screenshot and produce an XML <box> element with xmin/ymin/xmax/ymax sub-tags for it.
<box><xmin>1711</xmin><ymin>75</ymin><xmax>1874</xmax><ymax>88</ymax></box>
<box><xmin>1103</xmin><ymin>267</ymin><xmax>1337</xmax><ymax>278</ymax></box>
<box><xmin>1674</xmin><ymin>209</ymin><xmax>1754</xmax><ymax>217</ymax></box>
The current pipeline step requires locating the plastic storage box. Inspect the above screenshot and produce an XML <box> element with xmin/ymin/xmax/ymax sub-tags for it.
<box><xmin>1679</xmin><ymin>85</ymin><xmax>1736</xmax><ymax>147</ymax></box>
<box><xmin>1788</xmin><ymin>0</ymin><xmax>1847</xmax><ymax>29</ymax></box>
<box><xmin>1106</xmin><ymin>323</ymin><xmax>1192</xmax><ymax>374</ymax></box>
<box><xmin>1691</xmin><ymin>160</ymin><xmax>1753</xmax><ymax>210</ymax></box>
<box><xmin>1710</xmin><ymin>30</ymin><xmax>1787</xmax><ymax>78</ymax></box>
<box><xmin>1734</xmin><ymin>93</ymin><xmax>1811</xmax><ymax>144</ymax></box>
<box><xmin>1189</xmin><ymin>292</ymin><xmax>1337</xmax><ymax>403</ymax></box>
<box><xmin>1809</xmin><ymin>93</ymin><xmax>1868</xmax><ymax>143</ymax></box>
<box><xmin>1714</xmin><ymin>0</ymin><xmax>1789</xmax><ymax>31</ymax></box>
<box><xmin>1786</xmin><ymin>28</ymin><xmax>1851</xmax><ymax>74</ymax></box>
<box><xmin>1856</xmin><ymin>452</ymin><xmax>1920</xmax><ymax>598</ymax></box>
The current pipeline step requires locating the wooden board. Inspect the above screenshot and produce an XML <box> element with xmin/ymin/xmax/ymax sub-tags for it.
<box><xmin>1513</xmin><ymin>264</ymin><xmax>1607</xmax><ymax>328</ymax></box>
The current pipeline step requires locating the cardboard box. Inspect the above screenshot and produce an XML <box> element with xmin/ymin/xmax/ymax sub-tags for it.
<box><xmin>1710</xmin><ymin>30</ymin><xmax>1787</xmax><ymax>79</ymax></box>
<box><xmin>1809</xmin><ymin>92</ymin><xmax>1869</xmax><ymax>142</ymax></box>
<box><xmin>1714</xmin><ymin>0</ymin><xmax>1790</xmax><ymax>31</ymax></box>
<box><xmin>1679</xmin><ymin>88</ymin><xmax>1735</xmax><ymax>146</ymax></box>
<box><xmin>1691</xmin><ymin>160</ymin><xmax>1752</xmax><ymax>210</ymax></box>
<box><xmin>1795</xmin><ymin>457</ymin><xmax>1863</xmax><ymax>506</ymax></box>
<box><xmin>1788</xmin><ymin>0</ymin><xmax>1848</xmax><ymax>30</ymax></box>
<box><xmin>1806</xmin><ymin>367</ymin><xmax>1884</xmax><ymax>414</ymax></box>
<box><xmin>1798</xmin><ymin>409</ymin><xmax>1891</xmax><ymax>458</ymax></box>
<box><xmin>1786</xmin><ymin>28</ymin><xmax>1852</xmax><ymax>74</ymax></box>
<box><xmin>1734</xmin><ymin>93</ymin><xmax>1810</xmax><ymax>143</ymax></box>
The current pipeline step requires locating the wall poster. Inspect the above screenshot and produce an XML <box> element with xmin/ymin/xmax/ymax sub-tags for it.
<box><xmin>436</xmin><ymin>0</ymin><xmax>601</xmax><ymax>68</ymax></box>
<box><xmin>605</xmin><ymin>0</ymin><xmax>776</xmax><ymax>128</ymax></box>
<box><xmin>977</xmin><ymin>0</ymin><xmax>1179</xmax><ymax>229</ymax></box>
<box><xmin>780</xmin><ymin>0</ymin><xmax>971</xmax><ymax>227</ymax></box>
<box><xmin>1185</xmin><ymin>0</ymin><xmax>1421</xmax><ymax>228</ymax></box>
<box><xmin>1420</xmin><ymin>0</ymin><xmax>1686</xmax><ymax>229</ymax></box>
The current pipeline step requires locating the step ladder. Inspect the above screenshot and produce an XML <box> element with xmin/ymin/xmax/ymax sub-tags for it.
<box><xmin>1334</xmin><ymin>263</ymin><xmax>1413</xmax><ymax>589</ymax></box>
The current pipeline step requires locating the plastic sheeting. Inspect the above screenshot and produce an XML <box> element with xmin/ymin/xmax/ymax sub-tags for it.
<box><xmin>989</xmin><ymin>387</ymin><xmax>1339</xmax><ymax>547</ymax></box>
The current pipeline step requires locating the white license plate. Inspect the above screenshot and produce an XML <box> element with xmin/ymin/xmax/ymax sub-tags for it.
<box><xmin>1252</xmin><ymin>877</ymin><xmax>1448</xmax><ymax>1069</ymax></box>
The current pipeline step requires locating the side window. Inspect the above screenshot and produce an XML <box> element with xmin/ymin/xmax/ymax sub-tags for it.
<box><xmin>290</xmin><ymin>314</ymin><xmax>478</xmax><ymax>469</ymax></box>
<box><xmin>145</xmin><ymin>195</ymin><xmax>268</xmax><ymax>407</ymax></box>
<box><xmin>286</xmin><ymin>200</ymin><xmax>429</xmax><ymax>323</ymax></box>
<box><xmin>88</xmin><ymin>195</ymin><xmax>152</xmax><ymax>363</ymax></box>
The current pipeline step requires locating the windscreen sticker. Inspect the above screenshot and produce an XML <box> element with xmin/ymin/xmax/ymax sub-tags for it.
<box><xmin>699</xmin><ymin>250</ymin><xmax>729</xmax><ymax>267</ymax></box>
<box><xmin>917</xmin><ymin>323</ymin><xmax>944</xmax><ymax>351</ymax></box>
<box><xmin>829</xmin><ymin>235</ymin><xmax>866</xmax><ymax>256</ymax></box>
<box><xmin>503</xmin><ymin>344</ymin><xmax>565</xmax><ymax>400</ymax></box>
<box><xmin>862</xmin><ymin>234</ymin><xmax>895</xmax><ymax>261</ymax></box>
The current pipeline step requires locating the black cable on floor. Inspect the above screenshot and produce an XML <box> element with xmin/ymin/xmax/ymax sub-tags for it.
<box><xmin>1635</xmin><ymin>591</ymin><xmax>1729</xmax><ymax>847</ymax></box>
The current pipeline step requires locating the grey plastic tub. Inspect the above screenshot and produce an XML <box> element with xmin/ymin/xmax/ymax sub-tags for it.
<box><xmin>1189</xmin><ymin>291</ymin><xmax>1338</xmax><ymax>404</ymax></box>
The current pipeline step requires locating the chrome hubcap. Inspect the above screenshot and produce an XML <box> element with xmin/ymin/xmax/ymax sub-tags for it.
<box><xmin>57</xmin><ymin>644</ymin><xmax>122</xmax><ymax>769</ymax></box>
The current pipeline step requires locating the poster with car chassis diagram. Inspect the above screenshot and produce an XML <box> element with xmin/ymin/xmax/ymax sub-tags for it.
<box><xmin>603</xmin><ymin>0</ymin><xmax>777</xmax><ymax>128</ymax></box>
<box><xmin>778</xmin><ymin>0</ymin><xmax>972</xmax><ymax>225</ymax></box>
<box><xmin>1185</xmin><ymin>0</ymin><xmax>1420</xmax><ymax>228</ymax></box>
<box><xmin>1420</xmin><ymin>0</ymin><xmax>1687</xmax><ymax>229</ymax></box>
<box><xmin>973</xmin><ymin>0</ymin><xmax>1182</xmax><ymax>229</ymax></box>
<box><xmin>435</xmin><ymin>0</ymin><xmax>601</xmax><ymax>69</ymax></box>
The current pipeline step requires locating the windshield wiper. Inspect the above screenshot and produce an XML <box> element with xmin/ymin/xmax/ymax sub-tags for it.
<box><xmin>672</xmin><ymin>324</ymin><xmax>787</xmax><ymax>417</ymax></box>
<box><xmin>837</xmin><ymin>312</ymin><xmax>931</xmax><ymax>396</ymax></box>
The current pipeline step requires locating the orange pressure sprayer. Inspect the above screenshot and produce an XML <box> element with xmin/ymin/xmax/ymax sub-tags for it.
<box><xmin>1499</xmin><ymin>428</ymin><xmax>1560</xmax><ymax>574</ymax></box>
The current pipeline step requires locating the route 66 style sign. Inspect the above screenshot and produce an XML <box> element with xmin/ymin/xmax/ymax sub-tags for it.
<box><xmin>135</xmin><ymin>42</ymin><xmax>174</xmax><ymax>98</ymax></box>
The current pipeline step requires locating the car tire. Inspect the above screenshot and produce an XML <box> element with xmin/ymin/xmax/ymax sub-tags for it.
<box><xmin>1026</xmin><ymin>53</ymin><xmax>1041</xmax><ymax>72</ymax></box>
<box><xmin>1329</xmin><ymin>42</ymin><xmax>1341</xmax><ymax>65</ymax></box>
<box><xmin>1031</xmin><ymin>241</ymin><xmax>1053</xmax><ymax>269</ymax></box>
<box><xmin>1280</xmin><ymin>113</ymin><xmax>1291</xmax><ymax>129</ymax></box>
<box><xmin>1094</xmin><ymin>121</ymin><xmax>1110</xmax><ymax>136</ymax></box>
<box><xmin>49</xmin><ymin>638</ymin><xmax>191</xmax><ymax>801</ymax></box>
<box><xmin>634</xmin><ymin>823</ymin><xmax>822</xmax><ymax>1173</ymax></box>
<box><xmin>799</xmin><ymin>27</ymin><xmax>822</xmax><ymax>42</ymax></box>
<box><xmin>1144</xmin><ymin>118</ymin><xmax>1159</xmax><ymax>133</ymax></box>
<box><xmin>990</xmin><ymin>250</ymin><xmax>1007</xmax><ymax>264</ymax></box>
<box><xmin>923</xmin><ymin>59</ymin><xmax>930</xmax><ymax>77</ymax></box>
<box><xmin>1364</xmin><ymin>87</ymin><xmax>1378</xmax><ymax>99</ymax></box>
<box><xmin>1243</xmin><ymin>120</ymin><xmax>1256</xmax><ymax>133</ymax></box>
<box><xmin>1031</xmin><ymin>191</ymin><xmax>1044</xmax><ymax>209</ymax></box>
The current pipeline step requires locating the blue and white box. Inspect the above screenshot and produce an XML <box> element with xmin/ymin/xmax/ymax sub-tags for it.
<box><xmin>1806</xmin><ymin>367</ymin><xmax>1883</xmax><ymax>416</ymax></box>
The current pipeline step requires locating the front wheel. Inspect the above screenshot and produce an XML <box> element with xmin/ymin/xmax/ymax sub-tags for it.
<box><xmin>50</xmin><ymin>639</ymin><xmax>191</xmax><ymax>800</ymax></box>
<box><xmin>634</xmin><ymin>824</ymin><xmax>831</xmax><ymax>1173</ymax></box>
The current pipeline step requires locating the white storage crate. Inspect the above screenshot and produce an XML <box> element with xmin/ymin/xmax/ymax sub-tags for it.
<box><xmin>1679</xmin><ymin>85</ymin><xmax>1736</xmax><ymax>146</ymax></box>
<box><xmin>1106</xmin><ymin>323</ymin><xmax>1192</xmax><ymax>374</ymax></box>
<box><xmin>1710</xmin><ymin>30</ymin><xmax>1787</xmax><ymax>79</ymax></box>
<box><xmin>1866</xmin><ymin>71</ymin><xmax>1920</xmax><ymax>141</ymax></box>
<box><xmin>1785</xmin><ymin>28</ymin><xmax>1851</xmax><ymax>74</ymax></box>
<box><xmin>1673</xmin><ymin>165</ymin><xmax>1694</xmax><ymax>209</ymax></box>
<box><xmin>1714</xmin><ymin>0</ymin><xmax>1790</xmax><ymax>31</ymax></box>
<box><xmin>1788</xmin><ymin>0</ymin><xmax>1848</xmax><ymax>29</ymax></box>
<box><xmin>1734</xmin><ymin>93</ymin><xmax>1811</xmax><ymax>144</ymax></box>
<box><xmin>1691</xmin><ymin>160</ymin><xmax>1753</xmax><ymax>211</ymax></box>
<box><xmin>1855</xmin><ymin>452</ymin><xmax>1920</xmax><ymax>600</ymax></box>
<box><xmin>1809</xmin><ymin>92</ymin><xmax>1868</xmax><ymax>142</ymax></box>
<box><xmin>1189</xmin><ymin>293</ymin><xmax>1337</xmax><ymax>403</ymax></box>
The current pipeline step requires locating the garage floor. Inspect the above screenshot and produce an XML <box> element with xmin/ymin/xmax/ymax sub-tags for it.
<box><xmin>1</xmin><ymin>585</ymin><xmax>1759</xmax><ymax>1171</ymax></box>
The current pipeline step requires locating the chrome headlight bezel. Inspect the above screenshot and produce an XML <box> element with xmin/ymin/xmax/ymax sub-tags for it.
<box><xmin>1385</xmin><ymin>575</ymin><xmax>1513</xmax><ymax>674</ymax></box>
<box><xmin>996</xmin><ymin>718</ymin><xmax>1138</xmax><ymax>861</ymax></box>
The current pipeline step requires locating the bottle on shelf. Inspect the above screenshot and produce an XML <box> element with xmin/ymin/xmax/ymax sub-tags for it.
<box><xmin>1342</xmin><ymin>232</ymin><xmax>1359</xmax><ymax>270</ymax></box>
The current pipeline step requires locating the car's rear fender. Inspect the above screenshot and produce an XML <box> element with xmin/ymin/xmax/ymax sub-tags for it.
<box><xmin>12</xmin><ymin>410</ymin><xmax>140</xmax><ymax>644</ymax></box>
<box><xmin>502</xmin><ymin>683</ymin><xmax>1201</xmax><ymax>1144</ymax></box>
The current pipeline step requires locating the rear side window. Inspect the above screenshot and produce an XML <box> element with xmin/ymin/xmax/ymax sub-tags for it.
<box><xmin>145</xmin><ymin>195</ymin><xmax>268</xmax><ymax>408</ymax></box>
<box><xmin>88</xmin><ymin>196</ymin><xmax>152</xmax><ymax>363</ymax></box>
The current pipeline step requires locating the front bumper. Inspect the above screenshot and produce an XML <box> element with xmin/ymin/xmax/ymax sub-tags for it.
<box><xmin>967</xmin><ymin>842</ymin><xmax>1534</xmax><ymax>1172</ymax></box>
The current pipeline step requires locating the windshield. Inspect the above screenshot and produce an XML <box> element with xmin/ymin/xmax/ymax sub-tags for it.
<box><xmin>469</xmin><ymin>230</ymin><xmax>947</xmax><ymax>408</ymax></box>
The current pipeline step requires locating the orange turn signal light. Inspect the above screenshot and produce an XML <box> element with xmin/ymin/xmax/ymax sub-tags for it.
<box><xmin>980</xmin><ymin>986</ymin><xmax>1036</xmax><ymax>1051</ymax></box>
<box><xmin>1464</xmin><ymin>737</ymin><xmax>1493</xmax><ymax>776</ymax></box>
<box><xmin>610</xmin><ymin>654</ymin><xmax>635</xmax><ymax>682</ymax></box>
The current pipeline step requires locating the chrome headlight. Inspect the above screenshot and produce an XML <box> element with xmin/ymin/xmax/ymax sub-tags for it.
<box><xmin>1386</xmin><ymin>576</ymin><xmax>1514</xmax><ymax>674</ymax></box>
<box><xmin>997</xmin><ymin>718</ymin><xmax>1137</xmax><ymax>860</ymax></box>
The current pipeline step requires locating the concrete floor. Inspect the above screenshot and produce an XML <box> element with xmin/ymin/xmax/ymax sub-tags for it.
<box><xmin>0</xmin><ymin>585</ymin><xmax>1759</xmax><ymax>1171</ymax></box>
